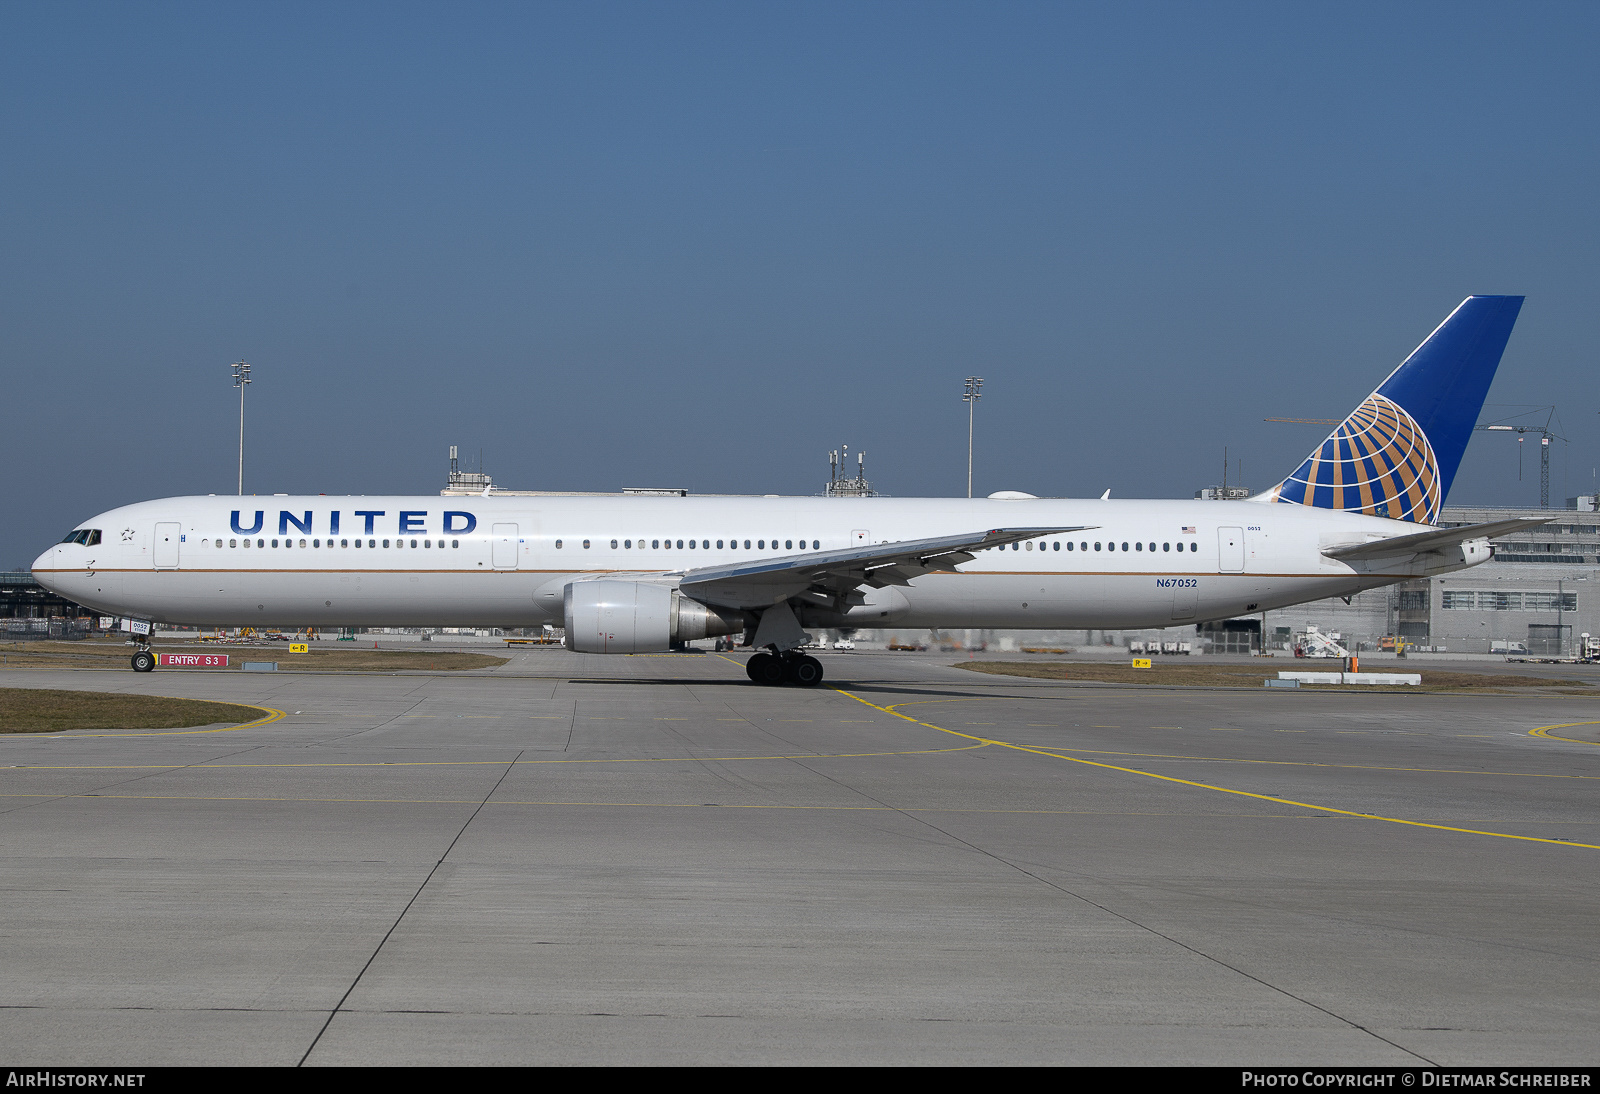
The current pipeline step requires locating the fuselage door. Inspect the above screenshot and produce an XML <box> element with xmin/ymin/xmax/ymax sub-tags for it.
<box><xmin>1218</xmin><ymin>526</ymin><xmax>1244</xmax><ymax>573</ymax></box>
<box><xmin>154</xmin><ymin>523</ymin><xmax>180</xmax><ymax>569</ymax></box>
<box><xmin>492</xmin><ymin>524</ymin><xmax>518</xmax><ymax>569</ymax></box>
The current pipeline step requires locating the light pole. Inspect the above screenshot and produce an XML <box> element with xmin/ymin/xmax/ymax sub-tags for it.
<box><xmin>963</xmin><ymin>377</ymin><xmax>983</xmax><ymax>498</ymax></box>
<box><xmin>232</xmin><ymin>360</ymin><xmax>251</xmax><ymax>495</ymax></box>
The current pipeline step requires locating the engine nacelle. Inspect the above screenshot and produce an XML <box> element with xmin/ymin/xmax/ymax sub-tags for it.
<box><xmin>562</xmin><ymin>580</ymin><xmax>744</xmax><ymax>653</ymax></box>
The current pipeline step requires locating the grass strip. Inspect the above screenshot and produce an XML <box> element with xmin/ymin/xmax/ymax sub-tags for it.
<box><xmin>0</xmin><ymin>688</ymin><xmax>265</xmax><ymax>733</ymax></box>
<box><xmin>0</xmin><ymin>640</ymin><xmax>506</xmax><ymax>672</ymax></box>
<box><xmin>955</xmin><ymin>661</ymin><xmax>1584</xmax><ymax>690</ymax></box>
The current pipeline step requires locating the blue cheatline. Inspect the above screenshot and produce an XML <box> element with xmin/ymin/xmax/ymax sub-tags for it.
<box><xmin>1260</xmin><ymin>295</ymin><xmax>1523</xmax><ymax>525</ymax></box>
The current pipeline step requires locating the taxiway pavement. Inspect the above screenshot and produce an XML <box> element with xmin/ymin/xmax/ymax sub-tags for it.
<box><xmin>1</xmin><ymin>649</ymin><xmax>1597</xmax><ymax>1065</ymax></box>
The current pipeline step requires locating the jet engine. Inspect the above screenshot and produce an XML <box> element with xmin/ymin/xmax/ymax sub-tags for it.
<box><xmin>563</xmin><ymin>580</ymin><xmax>744</xmax><ymax>653</ymax></box>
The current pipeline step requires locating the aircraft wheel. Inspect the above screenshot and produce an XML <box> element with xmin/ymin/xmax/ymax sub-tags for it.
<box><xmin>790</xmin><ymin>655</ymin><xmax>824</xmax><ymax>687</ymax></box>
<box><xmin>747</xmin><ymin>653</ymin><xmax>784</xmax><ymax>686</ymax></box>
<box><xmin>131</xmin><ymin>651</ymin><xmax>155</xmax><ymax>673</ymax></box>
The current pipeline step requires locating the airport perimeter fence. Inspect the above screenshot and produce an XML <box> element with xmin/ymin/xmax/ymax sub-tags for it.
<box><xmin>3</xmin><ymin>618</ymin><xmax>91</xmax><ymax>640</ymax></box>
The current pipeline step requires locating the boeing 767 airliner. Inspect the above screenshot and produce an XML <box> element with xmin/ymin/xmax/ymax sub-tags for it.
<box><xmin>33</xmin><ymin>296</ymin><xmax>1544</xmax><ymax>685</ymax></box>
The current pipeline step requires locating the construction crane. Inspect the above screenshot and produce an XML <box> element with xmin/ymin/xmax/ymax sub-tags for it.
<box><xmin>1476</xmin><ymin>406</ymin><xmax>1566</xmax><ymax>508</ymax></box>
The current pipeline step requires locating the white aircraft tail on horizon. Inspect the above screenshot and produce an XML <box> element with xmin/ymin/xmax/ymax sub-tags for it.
<box><xmin>36</xmin><ymin>296</ymin><xmax>1545</xmax><ymax>685</ymax></box>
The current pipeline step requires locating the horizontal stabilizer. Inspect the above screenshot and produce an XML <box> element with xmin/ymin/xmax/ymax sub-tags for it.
<box><xmin>1321</xmin><ymin>518</ymin><xmax>1551</xmax><ymax>562</ymax></box>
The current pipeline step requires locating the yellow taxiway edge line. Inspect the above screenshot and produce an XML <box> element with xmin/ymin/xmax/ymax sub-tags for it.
<box><xmin>1</xmin><ymin>743</ymin><xmax>989</xmax><ymax>771</ymax></box>
<box><xmin>66</xmin><ymin>702</ymin><xmax>288</xmax><ymax>737</ymax></box>
<box><xmin>836</xmin><ymin>689</ymin><xmax>1600</xmax><ymax>851</ymax></box>
<box><xmin>1529</xmin><ymin>721</ymin><xmax>1600</xmax><ymax>747</ymax></box>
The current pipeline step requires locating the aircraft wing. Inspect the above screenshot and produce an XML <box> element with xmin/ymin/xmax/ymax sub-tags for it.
<box><xmin>678</xmin><ymin>526</ymin><xmax>1093</xmax><ymax>611</ymax></box>
<box><xmin>1321</xmin><ymin>518</ymin><xmax>1552</xmax><ymax>562</ymax></box>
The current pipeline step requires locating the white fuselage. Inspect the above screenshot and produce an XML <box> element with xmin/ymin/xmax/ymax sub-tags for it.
<box><xmin>32</xmin><ymin>494</ymin><xmax>1477</xmax><ymax>632</ymax></box>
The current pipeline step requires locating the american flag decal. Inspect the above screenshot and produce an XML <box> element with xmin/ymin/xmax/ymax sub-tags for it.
<box><xmin>1181</xmin><ymin>526</ymin><xmax>1195</xmax><ymax>534</ymax></box>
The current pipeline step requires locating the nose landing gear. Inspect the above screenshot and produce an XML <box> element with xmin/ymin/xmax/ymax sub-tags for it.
<box><xmin>131</xmin><ymin>648</ymin><xmax>155</xmax><ymax>672</ymax></box>
<box><xmin>745</xmin><ymin>651</ymin><xmax>824</xmax><ymax>687</ymax></box>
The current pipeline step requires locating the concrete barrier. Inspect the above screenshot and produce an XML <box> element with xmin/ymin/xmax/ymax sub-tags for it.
<box><xmin>1278</xmin><ymin>671</ymin><xmax>1421</xmax><ymax>685</ymax></box>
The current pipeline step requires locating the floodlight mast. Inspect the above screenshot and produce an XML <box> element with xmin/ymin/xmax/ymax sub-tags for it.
<box><xmin>963</xmin><ymin>377</ymin><xmax>983</xmax><ymax>499</ymax></box>
<box><xmin>231</xmin><ymin>360</ymin><xmax>251</xmax><ymax>495</ymax></box>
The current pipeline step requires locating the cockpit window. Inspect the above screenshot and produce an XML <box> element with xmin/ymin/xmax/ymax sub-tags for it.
<box><xmin>59</xmin><ymin>529</ymin><xmax>100</xmax><ymax>546</ymax></box>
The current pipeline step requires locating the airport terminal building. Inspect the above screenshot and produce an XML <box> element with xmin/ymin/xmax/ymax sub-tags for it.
<box><xmin>1228</xmin><ymin>501</ymin><xmax>1599</xmax><ymax>657</ymax></box>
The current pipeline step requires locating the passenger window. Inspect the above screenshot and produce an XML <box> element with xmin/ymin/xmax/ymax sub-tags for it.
<box><xmin>302</xmin><ymin>539</ymin><xmax>310</xmax><ymax>548</ymax></box>
<box><xmin>368</xmin><ymin>539</ymin><xmax>375</xmax><ymax>548</ymax></box>
<box><xmin>785</xmin><ymin>540</ymin><xmax>792</xmax><ymax>549</ymax></box>
<box><xmin>1053</xmin><ymin>542</ymin><xmax>1060</xmax><ymax>551</ymax></box>
<box><xmin>1025</xmin><ymin>541</ymin><xmax>1033</xmax><ymax>551</ymax></box>
<box><xmin>758</xmin><ymin>540</ymin><xmax>764</xmax><ymax>549</ymax></box>
<box><xmin>652</xmin><ymin>540</ymin><xmax>659</xmax><ymax>549</ymax></box>
<box><xmin>1094</xmin><ymin>542</ymin><xmax>1101</xmax><ymax>551</ymax></box>
<box><xmin>1121</xmin><ymin>542</ymin><xmax>1128</xmax><ymax>551</ymax></box>
<box><xmin>555</xmin><ymin>540</ymin><xmax>563</xmax><ymax>549</ymax></box>
<box><xmin>451</xmin><ymin>540</ymin><xmax>459</xmax><ymax>548</ymax></box>
<box><xmin>1190</xmin><ymin>542</ymin><xmax>1198</xmax><ymax>552</ymax></box>
<box><xmin>743</xmin><ymin>540</ymin><xmax>751</xmax><ymax>549</ymax></box>
<box><xmin>716</xmin><ymin>540</ymin><xmax>723</xmax><ymax>548</ymax></box>
<box><xmin>610</xmin><ymin>539</ymin><xmax>617</xmax><ymax>549</ymax></box>
<box><xmin>624</xmin><ymin>540</ymin><xmax>631</xmax><ymax>548</ymax></box>
<box><xmin>1163</xmin><ymin>542</ymin><xmax>1170</xmax><ymax>552</ymax></box>
<box><xmin>383</xmin><ymin>539</ymin><xmax>390</xmax><ymax>548</ymax></box>
<box><xmin>676</xmin><ymin>540</ymin><xmax>683</xmax><ymax>549</ymax></box>
<box><xmin>1066</xmin><ymin>542</ymin><xmax>1073</xmax><ymax>551</ymax></box>
<box><xmin>258</xmin><ymin>539</ymin><xmax>265</xmax><ymax>548</ymax></box>
<box><xmin>272</xmin><ymin>539</ymin><xmax>279</xmax><ymax>548</ymax></box>
<box><xmin>583</xmin><ymin>540</ymin><xmax>591</xmax><ymax>549</ymax></box>
<box><xmin>689</xmin><ymin>540</ymin><xmax>696</xmax><ymax>549</ymax></box>
<box><xmin>1135</xmin><ymin>542</ymin><xmax>1142</xmax><ymax>551</ymax></box>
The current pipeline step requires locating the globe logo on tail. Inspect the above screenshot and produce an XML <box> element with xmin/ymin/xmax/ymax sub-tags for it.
<box><xmin>1266</xmin><ymin>393</ymin><xmax>1441</xmax><ymax>524</ymax></box>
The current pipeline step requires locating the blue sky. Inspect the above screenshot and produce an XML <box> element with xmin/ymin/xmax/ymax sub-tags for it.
<box><xmin>4</xmin><ymin>2</ymin><xmax>1597</xmax><ymax>564</ymax></box>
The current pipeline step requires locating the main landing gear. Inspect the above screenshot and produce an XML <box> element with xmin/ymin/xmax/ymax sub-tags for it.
<box><xmin>746</xmin><ymin>651</ymin><xmax>824</xmax><ymax>687</ymax></box>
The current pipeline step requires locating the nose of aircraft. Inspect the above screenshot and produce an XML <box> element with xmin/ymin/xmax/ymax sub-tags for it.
<box><xmin>32</xmin><ymin>545</ymin><xmax>61</xmax><ymax>594</ymax></box>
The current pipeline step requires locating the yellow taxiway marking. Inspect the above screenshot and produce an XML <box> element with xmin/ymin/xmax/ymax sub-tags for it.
<box><xmin>0</xmin><ymin>791</ymin><xmax>1337</xmax><ymax>816</ymax></box>
<box><xmin>1529</xmin><ymin>721</ymin><xmax>1600</xmax><ymax>746</ymax></box>
<box><xmin>42</xmin><ymin>703</ymin><xmax>288</xmax><ymax>737</ymax></box>
<box><xmin>836</xmin><ymin>690</ymin><xmax>1600</xmax><ymax>851</ymax></box>
<box><xmin>0</xmin><ymin>743</ymin><xmax>990</xmax><ymax>772</ymax></box>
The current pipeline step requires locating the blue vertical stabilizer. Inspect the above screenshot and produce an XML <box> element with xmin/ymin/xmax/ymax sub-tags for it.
<box><xmin>1262</xmin><ymin>296</ymin><xmax>1523</xmax><ymax>524</ymax></box>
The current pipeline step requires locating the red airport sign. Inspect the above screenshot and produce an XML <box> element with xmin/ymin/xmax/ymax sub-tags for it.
<box><xmin>156</xmin><ymin>653</ymin><xmax>229</xmax><ymax>668</ymax></box>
